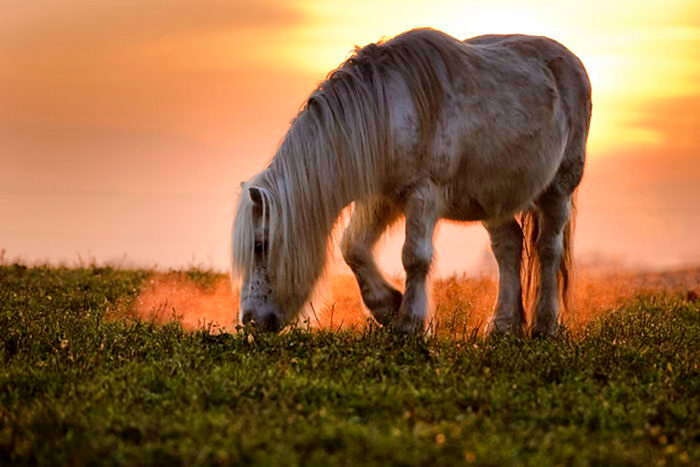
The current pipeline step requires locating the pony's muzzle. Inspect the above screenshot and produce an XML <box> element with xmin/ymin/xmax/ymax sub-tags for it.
<box><xmin>241</xmin><ymin>310</ymin><xmax>281</xmax><ymax>332</ymax></box>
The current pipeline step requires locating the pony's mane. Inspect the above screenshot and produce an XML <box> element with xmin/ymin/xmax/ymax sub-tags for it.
<box><xmin>232</xmin><ymin>28</ymin><xmax>466</xmax><ymax>314</ymax></box>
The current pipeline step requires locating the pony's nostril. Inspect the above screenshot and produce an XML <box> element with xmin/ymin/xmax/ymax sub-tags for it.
<box><xmin>261</xmin><ymin>313</ymin><xmax>280</xmax><ymax>332</ymax></box>
<box><xmin>241</xmin><ymin>310</ymin><xmax>255</xmax><ymax>325</ymax></box>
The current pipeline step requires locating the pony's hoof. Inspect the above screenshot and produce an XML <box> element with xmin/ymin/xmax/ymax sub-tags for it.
<box><xmin>368</xmin><ymin>289</ymin><xmax>403</xmax><ymax>327</ymax></box>
<box><xmin>530</xmin><ymin>320</ymin><xmax>562</xmax><ymax>338</ymax></box>
<box><xmin>388</xmin><ymin>316</ymin><xmax>425</xmax><ymax>335</ymax></box>
<box><xmin>486</xmin><ymin>318</ymin><xmax>525</xmax><ymax>337</ymax></box>
<box><xmin>381</xmin><ymin>307</ymin><xmax>425</xmax><ymax>335</ymax></box>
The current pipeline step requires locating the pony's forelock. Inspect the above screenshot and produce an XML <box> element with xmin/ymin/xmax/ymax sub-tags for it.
<box><xmin>231</xmin><ymin>180</ymin><xmax>275</xmax><ymax>280</ymax></box>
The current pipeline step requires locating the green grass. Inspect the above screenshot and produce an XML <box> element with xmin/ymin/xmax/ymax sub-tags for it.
<box><xmin>1</xmin><ymin>264</ymin><xmax>698</xmax><ymax>466</ymax></box>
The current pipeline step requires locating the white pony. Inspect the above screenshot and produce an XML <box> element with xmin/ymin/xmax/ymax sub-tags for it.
<box><xmin>232</xmin><ymin>28</ymin><xmax>591</xmax><ymax>336</ymax></box>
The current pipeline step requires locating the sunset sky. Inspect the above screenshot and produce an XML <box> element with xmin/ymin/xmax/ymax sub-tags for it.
<box><xmin>2</xmin><ymin>0</ymin><xmax>699</xmax><ymax>274</ymax></box>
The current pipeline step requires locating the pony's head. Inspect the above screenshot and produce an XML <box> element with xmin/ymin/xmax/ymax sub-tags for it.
<box><xmin>232</xmin><ymin>172</ymin><xmax>326</xmax><ymax>332</ymax></box>
<box><xmin>232</xmin><ymin>184</ymin><xmax>285</xmax><ymax>331</ymax></box>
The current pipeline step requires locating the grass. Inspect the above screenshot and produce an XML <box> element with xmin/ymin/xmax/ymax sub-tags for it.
<box><xmin>0</xmin><ymin>264</ymin><xmax>699</xmax><ymax>465</ymax></box>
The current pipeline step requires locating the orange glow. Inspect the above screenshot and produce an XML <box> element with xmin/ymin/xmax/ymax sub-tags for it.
<box><xmin>133</xmin><ymin>273</ymin><xmax>238</xmax><ymax>333</ymax></box>
<box><xmin>128</xmin><ymin>269</ymin><xmax>700</xmax><ymax>336</ymax></box>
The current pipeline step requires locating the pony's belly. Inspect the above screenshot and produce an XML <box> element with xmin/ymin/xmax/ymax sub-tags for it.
<box><xmin>441</xmin><ymin>188</ymin><xmax>535</xmax><ymax>222</ymax></box>
<box><xmin>442</xmin><ymin>197</ymin><xmax>488</xmax><ymax>221</ymax></box>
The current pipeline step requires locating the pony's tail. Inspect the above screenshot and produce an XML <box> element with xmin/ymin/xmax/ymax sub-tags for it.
<box><xmin>560</xmin><ymin>196</ymin><xmax>576</xmax><ymax>314</ymax></box>
<box><xmin>519</xmin><ymin>209</ymin><xmax>539</xmax><ymax>313</ymax></box>
<box><xmin>520</xmin><ymin>194</ymin><xmax>576</xmax><ymax>317</ymax></box>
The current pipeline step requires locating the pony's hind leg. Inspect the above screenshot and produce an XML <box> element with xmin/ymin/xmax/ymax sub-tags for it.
<box><xmin>395</xmin><ymin>181</ymin><xmax>439</xmax><ymax>334</ymax></box>
<box><xmin>531</xmin><ymin>192</ymin><xmax>572</xmax><ymax>337</ymax></box>
<box><xmin>483</xmin><ymin>218</ymin><xmax>526</xmax><ymax>335</ymax></box>
<box><xmin>341</xmin><ymin>198</ymin><xmax>402</xmax><ymax>326</ymax></box>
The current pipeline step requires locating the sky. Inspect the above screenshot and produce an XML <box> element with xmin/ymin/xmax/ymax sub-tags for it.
<box><xmin>2</xmin><ymin>0</ymin><xmax>700</xmax><ymax>275</ymax></box>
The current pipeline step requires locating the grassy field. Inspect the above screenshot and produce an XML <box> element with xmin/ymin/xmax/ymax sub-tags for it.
<box><xmin>1</xmin><ymin>264</ymin><xmax>699</xmax><ymax>465</ymax></box>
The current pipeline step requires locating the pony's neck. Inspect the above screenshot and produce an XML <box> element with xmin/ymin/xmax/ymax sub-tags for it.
<box><xmin>262</xmin><ymin>68</ymin><xmax>389</xmax><ymax>310</ymax></box>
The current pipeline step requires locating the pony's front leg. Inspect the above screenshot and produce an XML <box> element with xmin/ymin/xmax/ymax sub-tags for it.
<box><xmin>394</xmin><ymin>183</ymin><xmax>438</xmax><ymax>334</ymax></box>
<box><xmin>483</xmin><ymin>219</ymin><xmax>526</xmax><ymax>336</ymax></box>
<box><xmin>341</xmin><ymin>199</ymin><xmax>403</xmax><ymax>326</ymax></box>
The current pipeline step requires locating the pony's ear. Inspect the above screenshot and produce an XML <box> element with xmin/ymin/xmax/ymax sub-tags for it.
<box><xmin>249</xmin><ymin>186</ymin><xmax>264</xmax><ymax>207</ymax></box>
